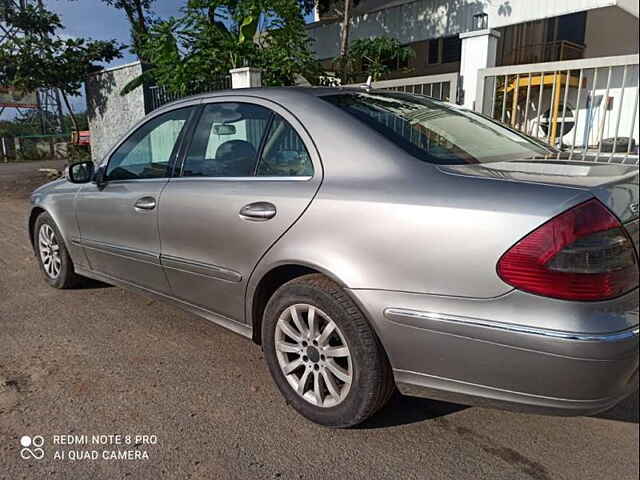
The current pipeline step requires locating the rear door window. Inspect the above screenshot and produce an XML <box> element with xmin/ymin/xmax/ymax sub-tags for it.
<box><xmin>182</xmin><ymin>103</ymin><xmax>272</xmax><ymax>177</ymax></box>
<box><xmin>256</xmin><ymin>115</ymin><xmax>314</xmax><ymax>177</ymax></box>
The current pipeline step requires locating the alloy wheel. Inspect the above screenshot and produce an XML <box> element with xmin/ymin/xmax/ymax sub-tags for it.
<box><xmin>38</xmin><ymin>224</ymin><xmax>62</xmax><ymax>279</ymax></box>
<box><xmin>274</xmin><ymin>304</ymin><xmax>353</xmax><ymax>408</ymax></box>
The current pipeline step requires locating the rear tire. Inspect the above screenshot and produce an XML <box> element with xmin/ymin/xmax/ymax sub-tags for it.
<box><xmin>34</xmin><ymin>212</ymin><xmax>82</xmax><ymax>289</ymax></box>
<box><xmin>262</xmin><ymin>274</ymin><xmax>395</xmax><ymax>427</ymax></box>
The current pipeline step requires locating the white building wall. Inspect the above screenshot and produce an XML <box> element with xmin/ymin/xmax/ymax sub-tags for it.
<box><xmin>616</xmin><ymin>0</ymin><xmax>639</xmax><ymax>17</ymax></box>
<box><xmin>307</xmin><ymin>0</ymin><xmax>627</xmax><ymax>59</ymax></box>
<box><xmin>308</xmin><ymin>0</ymin><xmax>483</xmax><ymax>59</ymax></box>
<box><xmin>486</xmin><ymin>0</ymin><xmax>617</xmax><ymax>28</ymax></box>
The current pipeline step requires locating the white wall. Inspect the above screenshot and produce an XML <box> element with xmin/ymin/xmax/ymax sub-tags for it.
<box><xmin>307</xmin><ymin>0</ymin><xmax>627</xmax><ymax>59</ymax></box>
<box><xmin>308</xmin><ymin>0</ymin><xmax>484</xmax><ymax>59</ymax></box>
<box><xmin>487</xmin><ymin>0</ymin><xmax>617</xmax><ymax>29</ymax></box>
<box><xmin>85</xmin><ymin>62</ymin><xmax>147</xmax><ymax>163</ymax></box>
<box><xmin>617</xmin><ymin>0</ymin><xmax>639</xmax><ymax>17</ymax></box>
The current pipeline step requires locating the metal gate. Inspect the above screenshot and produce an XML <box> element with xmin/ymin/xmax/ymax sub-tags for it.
<box><xmin>348</xmin><ymin>72</ymin><xmax>460</xmax><ymax>103</ymax></box>
<box><xmin>475</xmin><ymin>54</ymin><xmax>639</xmax><ymax>164</ymax></box>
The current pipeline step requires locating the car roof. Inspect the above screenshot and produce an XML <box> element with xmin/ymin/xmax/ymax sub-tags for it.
<box><xmin>156</xmin><ymin>86</ymin><xmax>375</xmax><ymax>111</ymax></box>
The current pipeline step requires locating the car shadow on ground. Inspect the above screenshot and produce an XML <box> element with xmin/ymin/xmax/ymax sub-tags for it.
<box><xmin>357</xmin><ymin>391</ymin><xmax>468</xmax><ymax>429</ymax></box>
<box><xmin>358</xmin><ymin>389</ymin><xmax>639</xmax><ymax>428</ymax></box>
<box><xmin>592</xmin><ymin>390</ymin><xmax>639</xmax><ymax>423</ymax></box>
<box><xmin>75</xmin><ymin>278</ymin><xmax>113</xmax><ymax>290</ymax></box>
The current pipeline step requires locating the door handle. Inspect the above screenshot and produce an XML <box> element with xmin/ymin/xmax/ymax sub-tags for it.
<box><xmin>134</xmin><ymin>196</ymin><xmax>156</xmax><ymax>210</ymax></box>
<box><xmin>239</xmin><ymin>202</ymin><xmax>276</xmax><ymax>221</ymax></box>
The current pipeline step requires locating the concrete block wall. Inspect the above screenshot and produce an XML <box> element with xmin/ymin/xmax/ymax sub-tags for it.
<box><xmin>85</xmin><ymin>61</ymin><xmax>148</xmax><ymax>163</ymax></box>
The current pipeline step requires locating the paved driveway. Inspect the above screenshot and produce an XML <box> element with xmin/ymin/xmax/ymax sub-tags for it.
<box><xmin>0</xmin><ymin>160</ymin><xmax>638</xmax><ymax>480</ymax></box>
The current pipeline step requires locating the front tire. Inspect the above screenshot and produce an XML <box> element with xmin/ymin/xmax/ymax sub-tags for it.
<box><xmin>34</xmin><ymin>212</ymin><xmax>82</xmax><ymax>289</ymax></box>
<box><xmin>262</xmin><ymin>274</ymin><xmax>394</xmax><ymax>427</ymax></box>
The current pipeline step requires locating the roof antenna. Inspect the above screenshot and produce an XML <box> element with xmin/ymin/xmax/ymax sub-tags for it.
<box><xmin>361</xmin><ymin>75</ymin><xmax>373</xmax><ymax>91</ymax></box>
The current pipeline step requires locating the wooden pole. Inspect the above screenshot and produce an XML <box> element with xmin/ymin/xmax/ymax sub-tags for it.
<box><xmin>338</xmin><ymin>0</ymin><xmax>353</xmax><ymax>79</ymax></box>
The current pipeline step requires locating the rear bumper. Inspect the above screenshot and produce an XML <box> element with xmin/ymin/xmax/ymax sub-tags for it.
<box><xmin>349</xmin><ymin>288</ymin><xmax>639</xmax><ymax>416</ymax></box>
<box><xmin>394</xmin><ymin>367</ymin><xmax>638</xmax><ymax>416</ymax></box>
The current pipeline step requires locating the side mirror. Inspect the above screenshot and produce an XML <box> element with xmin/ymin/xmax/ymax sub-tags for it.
<box><xmin>67</xmin><ymin>161</ymin><xmax>95</xmax><ymax>184</ymax></box>
<box><xmin>93</xmin><ymin>165</ymin><xmax>107</xmax><ymax>189</ymax></box>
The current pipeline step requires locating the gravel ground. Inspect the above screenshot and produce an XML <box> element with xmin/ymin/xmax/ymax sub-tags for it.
<box><xmin>0</xmin><ymin>160</ymin><xmax>638</xmax><ymax>480</ymax></box>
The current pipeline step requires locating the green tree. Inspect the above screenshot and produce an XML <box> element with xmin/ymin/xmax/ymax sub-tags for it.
<box><xmin>126</xmin><ymin>0</ymin><xmax>320</xmax><ymax>95</ymax></box>
<box><xmin>0</xmin><ymin>112</ymin><xmax>39</xmax><ymax>137</ymax></box>
<box><xmin>0</xmin><ymin>110</ymin><xmax>88</xmax><ymax>137</ymax></box>
<box><xmin>348</xmin><ymin>37</ymin><xmax>414</xmax><ymax>81</ymax></box>
<box><xmin>314</xmin><ymin>0</ymin><xmax>361</xmax><ymax>79</ymax></box>
<box><xmin>99</xmin><ymin>0</ymin><xmax>155</xmax><ymax>60</ymax></box>
<box><xmin>0</xmin><ymin>2</ymin><xmax>123</xmax><ymax>135</ymax></box>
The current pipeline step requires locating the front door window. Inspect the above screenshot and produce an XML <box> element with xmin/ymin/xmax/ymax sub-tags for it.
<box><xmin>106</xmin><ymin>108</ymin><xmax>193</xmax><ymax>181</ymax></box>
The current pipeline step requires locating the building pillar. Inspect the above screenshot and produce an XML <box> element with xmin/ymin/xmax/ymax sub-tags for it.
<box><xmin>459</xmin><ymin>29</ymin><xmax>500</xmax><ymax>110</ymax></box>
<box><xmin>230</xmin><ymin>67</ymin><xmax>262</xmax><ymax>89</ymax></box>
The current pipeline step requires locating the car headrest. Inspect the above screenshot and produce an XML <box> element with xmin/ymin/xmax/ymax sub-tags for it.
<box><xmin>215</xmin><ymin>140</ymin><xmax>257</xmax><ymax>163</ymax></box>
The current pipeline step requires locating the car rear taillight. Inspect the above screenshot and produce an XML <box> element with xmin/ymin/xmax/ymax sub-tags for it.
<box><xmin>497</xmin><ymin>199</ymin><xmax>639</xmax><ymax>301</ymax></box>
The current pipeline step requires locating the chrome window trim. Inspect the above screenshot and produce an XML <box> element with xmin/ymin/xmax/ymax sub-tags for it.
<box><xmin>168</xmin><ymin>176</ymin><xmax>313</xmax><ymax>182</ymax></box>
<box><xmin>95</xmin><ymin>178</ymin><xmax>170</xmax><ymax>185</ymax></box>
<box><xmin>384</xmin><ymin>308</ymin><xmax>640</xmax><ymax>342</ymax></box>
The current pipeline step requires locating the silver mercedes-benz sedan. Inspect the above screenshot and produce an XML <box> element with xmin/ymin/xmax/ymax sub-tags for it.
<box><xmin>29</xmin><ymin>88</ymin><xmax>639</xmax><ymax>427</ymax></box>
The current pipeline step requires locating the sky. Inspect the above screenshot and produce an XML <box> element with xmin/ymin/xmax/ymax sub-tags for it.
<box><xmin>1</xmin><ymin>0</ymin><xmax>315</xmax><ymax>121</ymax></box>
<box><xmin>2</xmin><ymin>0</ymin><xmax>179</xmax><ymax>120</ymax></box>
<box><xmin>46</xmin><ymin>0</ymin><xmax>184</xmax><ymax>66</ymax></box>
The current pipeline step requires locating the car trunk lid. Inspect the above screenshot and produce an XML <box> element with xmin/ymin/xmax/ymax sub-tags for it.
<box><xmin>437</xmin><ymin>158</ymin><xmax>639</xmax><ymax>224</ymax></box>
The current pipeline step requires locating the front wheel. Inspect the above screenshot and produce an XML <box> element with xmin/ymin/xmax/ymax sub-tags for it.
<box><xmin>34</xmin><ymin>212</ymin><xmax>82</xmax><ymax>289</ymax></box>
<box><xmin>262</xmin><ymin>274</ymin><xmax>394</xmax><ymax>427</ymax></box>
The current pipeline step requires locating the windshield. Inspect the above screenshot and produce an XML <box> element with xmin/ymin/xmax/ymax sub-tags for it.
<box><xmin>321</xmin><ymin>92</ymin><xmax>553</xmax><ymax>165</ymax></box>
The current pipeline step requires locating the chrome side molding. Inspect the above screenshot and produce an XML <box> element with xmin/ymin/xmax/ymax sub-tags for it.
<box><xmin>71</xmin><ymin>237</ymin><xmax>159</xmax><ymax>264</ymax></box>
<box><xmin>70</xmin><ymin>238</ymin><xmax>242</xmax><ymax>282</ymax></box>
<box><xmin>384</xmin><ymin>308</ymin><xmax>640</xmax><ymax>342</ymax></box>
<box><xmin>160</xmin><ymin>254</ymin><xmax>242</xmax><ymax>283</ymax></box>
